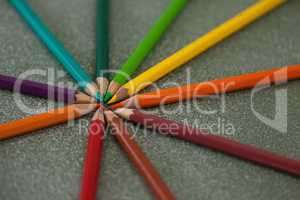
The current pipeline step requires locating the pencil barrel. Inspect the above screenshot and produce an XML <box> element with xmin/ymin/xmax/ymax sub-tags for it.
<box><xmin>120</xmin><ymin>0</ymin><xmax>287</xmax><ymax>97</ymax></box>
<box><xmin>80</xmin><ymin>120</ymin><xmax>105</xmax><ymax>200</ymax></box>
<box><xmin>96</xmin><ymin>0</ymin><xmax>109</xmax><ymax>77</ymax></box>
<box><xmin>111</xmin><ymin>64</ymin><xmax>300</xmax><ymax>109</ymax></box>
<box><xmin>112</xmin><ymin>0</ymin><xmax>188</xmax><ymax>85</ymax></box>
<box><xmin>0</xmin><ymin>74</ymin><xmax>76</xmax><ymax>103</ymax></box>
<box><xmin>0</xmin><ymin>104</ymin><xmax>96</xmax><ymax>140</ymax></box>
<box><xmin>129</xmin><ymin>110</ymin><xmax>300</xmax><ymax>176</ymax></box>
<box><xmin>109</xmin><ymin>117</ymin><xmax>175</xmax><ymax>200</ymax></box>
<box><xmin>10</xmin><ymin>0</ymin><xmax>92</xmax><ymax>88</ymax></box>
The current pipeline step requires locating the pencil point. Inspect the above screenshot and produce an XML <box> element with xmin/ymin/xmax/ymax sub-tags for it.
<box><xmin>106</xmin><ymin>80</ymin><xmax>120</xmax><ymax>96</ymax></box>
<box><xmin>108</xmin><ymin>87</ymin><xmax>129</xmax><ymax>104</ymax></box>
<box><xmin>114</xmin><ymin>108</ymin><xmax>133</xmax><ymax>120</ymax></box>
<box><xmin>103</xmin><ymin>109</ymin><xmax>116</xmax><ymax>123</ymax></box>
<box><xmin>96</xmin><ymin>77</ymin><xmax>109</xmax><ymax>96</ymax></box>
<box><xmin>84</xmin><ymin>83</ymin><xmax>104</xmax><ymax>103</ymax></box>
<box><xmin>107</xmin><ymin>95</ymin><xmax>117</xmax><ymax>104</ymax></box>
<box><xmin>92</xmin><ymin>109</ymin><xmax>105</xmax><ymax>123</ymax></box>
<box><xmin>74</xmin><ymin>103</ymin><xmax>98</xmax><ymax>115</ymax></box>
<box><xmin>75</xmin><ymin>92</ymin><xmax>95</xmax><ymax>104</ymax></box>
<box><xmin>104</xmin><ymin>92</ymin><xmax>113</xmax><ymax>102</ymax></box>
<box><xmin>95</xmin><ymin>91</ymin><xmax>104</xmax><ymax>103</ymax></box>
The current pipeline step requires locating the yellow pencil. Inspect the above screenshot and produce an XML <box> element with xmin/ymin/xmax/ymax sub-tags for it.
<box><xmin>109</xmin><ymin>0</ymin><xmax>287</xmax><ymax>104</ymax></box>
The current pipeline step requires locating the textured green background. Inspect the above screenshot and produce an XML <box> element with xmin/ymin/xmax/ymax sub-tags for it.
<box><xmin>0</xmin><ymin>0</ymin><xmax>300</xmax><ymax>199</ymax></box>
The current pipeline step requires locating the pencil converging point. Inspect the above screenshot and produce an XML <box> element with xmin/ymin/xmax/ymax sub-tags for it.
<box><xmin>95</xmin><ymin>92</ymin><xmax>104</xmax><ymax>103</ymax></box>
<box><xmin>104</xmin><ymin>92</ymin><xmax>113</xmax><ymax>102</ymax></box>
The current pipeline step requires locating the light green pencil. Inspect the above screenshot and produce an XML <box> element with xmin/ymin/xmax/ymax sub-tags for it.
<box><xmin>104</xmin><ymin>0</ymin><xmax>188</xmax><ymax>102</ymax></box>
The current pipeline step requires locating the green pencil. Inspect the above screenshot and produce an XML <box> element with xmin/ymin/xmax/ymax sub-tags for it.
<box><xmin>104</xmin><ymin>0</ymin><xmax>188</xmax><ymax>102</ymax></box>
<box><xmin>96</xmin><ymin>0</ymin><xmax>109</xmax><ymax>96</ymax></box>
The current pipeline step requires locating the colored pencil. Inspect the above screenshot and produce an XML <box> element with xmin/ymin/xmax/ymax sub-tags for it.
<box><xmin>104</xmin><ymin>110</ymin><xmax>175</xmax><ymax>200</ymax></box>
<box><xmin>108</xmin><ymin>0</ymin><xmax>287</xmax><ymax>104</ymax></box>
<box><xmin>80</xmin><ymin>110</ymin><xmax>105</xmax><ymax>200</ymax></box>
<box><xmin>0</xmin><ymin>74</ymin><xmax>93</xmax><ymax>104</ymax></box>
<box><xmin>104</xmin><ymin>0</ymin><xmax>188</xmax><ymax>102</ymax></box>
<box><xmin>95</xmin><ymin>0</ymin><xmax>109</xmax><ymax>96</ymax></box>
<box><xmin>81</xmin><ymin>2</ymin><xmax>109</xmax><ymax>198</ymax></box>
<box><xmin>111</xmin><ymin>64</ymin><xmax>300</xmax><ymax>109</ymax></box>
<box><xmin>10</xmin><ymin>0</ymin><xmax>102</xmax><ymax>102</ymax></box>
<box><xmin>0</xmin><ymin>104</ymin><xmax>97</xmax><ymax>140</ymax></box>
<box><xmin>115</xmin><ymin>108</ymin><xmax>300</xmax><ymax>176</ymax></box>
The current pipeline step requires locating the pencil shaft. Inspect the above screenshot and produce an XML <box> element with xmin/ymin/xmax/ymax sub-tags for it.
<box><xmin>106</xmin><ymin>113</ymin><xmax>175</xmax><ymax>200</ymax></box>
<box><xmin>10</xmin><ymin>0</ymin><xmax>92</xmax><ymax>90</ymax></box>
<box><xmin>112</xmin><ymin>0</ymin><xmax>187</xmax><ymax>85</ymax></box>
<box><xmin>122</xmin><ymin>109</ymin><xmax>300</xmax><ymax>176</ymax></box>
<box><xmin>111</xmin><ymin>64</ymin><xmax>300</xmax><ymax>109</ymax></box>
<box><xmin>0</xmin><ymin>74</ymin><xmax>76</xmax><ymax>103</ymax></box>
<box><xmin>80</xmin><ymin>119</ymin><xmax>105</xmax><ymax>200</ymax></box>
<box><xmin>110</xmin><ymin>0</ymin><xmax>286</xmax><ymax>103</ymax></box>
<box><xmin>96</xmin><ymin>0</ymin><xmax>109</xmax><ymax>77</ymax></box>
<box><xmin>0</xmin><ymin>104</ymin><xmax>97</xmax><ymax>140</ymax></box>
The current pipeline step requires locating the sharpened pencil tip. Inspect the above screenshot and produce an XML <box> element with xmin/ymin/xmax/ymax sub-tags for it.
<box><xmin>84</xmin><ymin>83</ymin><xmax>104</xmax><ymax>103</ymax></box>
<box><xmin>103</xmin><ymin>110</ymin><xmax>116</xmax><ymax>123</ymax></box>
<box><xmin>96</xmin><ymin>76</ymin><xmax>109</xmax><ymax>96</ymax></box>
<box><xmin>114</xmin><ymin>108</ymin><xmax>133</xmax><ymax>120</ymax></box>
<box><xmin>104</xmin><ymin>92</ymin><xmax>113</xmax><ymax>103</ymax></box>
<box><xmin>92</xmin><ymin>109</ymin><xmax>105</xmax><ymax>122</ymax></box>
<box><xmin>95</xmin><ymin>91</ymin><xmax>104</xmax><ymax>103</ymax></box>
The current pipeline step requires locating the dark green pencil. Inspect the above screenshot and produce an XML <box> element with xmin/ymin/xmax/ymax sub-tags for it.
<box><xmin>95</xmin><ymin>0</ymin><xmax>109</xmax><ymax>96</ymax></box>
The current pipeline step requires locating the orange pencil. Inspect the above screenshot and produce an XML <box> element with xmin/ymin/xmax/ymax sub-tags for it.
<box><xmin>0</xmin><ymin>104</ymin><xmax>97</xmax><ymax>140</ymax></box>
<box><xmin>111</xmin><ymin>64</ymin><xmax>300</xmax><ymax>109</ymax></box>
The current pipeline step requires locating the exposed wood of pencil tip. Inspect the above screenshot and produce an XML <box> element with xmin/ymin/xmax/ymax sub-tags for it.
<box><xmin>84</xmin><ymin>82</ymin><xmax>99</xmax><ymax>98</ymax></box>
<box><xmin>96</xmin><ymin>76</ymin><xmax>109</xmax><ymax>96</ymax></box>
<box><xmin>109</xmin><ymin>96</ymin><xmax>134</xmax><ymax>110</ymax></box>
<box><xmin>92</xmin><ymin>109</ymin><xmax>105</xmax><ymax>123</ymax></box>
<box><xmin>73</xmin><ymin>103</ymin><xmax>98</xmax><ymax>115</ymax></box>
<box><xmin>108</xmin><ymin>0</ymin><xmax>287</xmax><ymax>105</ymax></box>
<box><xmin>104</xmin><ymin>110</ymin><xmax>130</xmax><ymax>136</ymax></box>
<box><xmin>107</xmin><ymin>80</ymin><xmax>121</xmax><ymax>96</ymax></box>
<box><xmin>75</xmin><ymin>91</ymin><xmax>96</xmax><ymax>104</ymax></box>
<box><xmin>114</xmin><ymin>108</ymin><xmax>134</xmax><ymax>120</ymax></box>
<box><xmin>108</xmin><ymin>86</ymin><xmax>130</xmax><ymax>104</ymax></box>
<box><xmin>116</xmin><ymin>86</ymin><xmax>130</xmax><ymax>101</ymax></box>
<box><xmin>104</xmin><ymin>110</ymin><xmax>176</xmax><ymax>200</ymax></box>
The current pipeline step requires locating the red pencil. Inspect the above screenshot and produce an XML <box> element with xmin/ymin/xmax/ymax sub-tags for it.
<box><xmin>115</xmin><ymin>108</ymin><xmax>300</xmax><ymax>176</ymax></box>
<box><xmin>80</xmin><ymin>110</ymin><xmax>105</xmax><ymax>200</ymax></box>
<box><xmin>104</xmin><ymin>110</ymin><xmax>175</xmax><ymax>200</ymax></box>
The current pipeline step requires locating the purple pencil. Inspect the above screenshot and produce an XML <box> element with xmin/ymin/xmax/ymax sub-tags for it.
<box><xmin>0</xmin><ymin>74</ymin><xmax>93</xmax><ymax>104</ymax></box>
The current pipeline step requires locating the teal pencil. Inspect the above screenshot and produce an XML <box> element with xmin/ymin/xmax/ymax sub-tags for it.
<box><xmin>10</xmin><ymin>0</ymin><xmax>102</xmax><ymax>102</ymax></box>
<box><xmin>95</xmin><ymin>0</ymin><xmax>109</xmax><ymax>96</ymax></box>
<box><xmin>104</xmin><ymin>0</ymin><xmax>188</xmax><ymax>102</ymax></box>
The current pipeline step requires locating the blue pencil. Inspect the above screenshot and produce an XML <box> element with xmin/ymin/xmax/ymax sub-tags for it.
<box><xmin>10</xmin><ymin>0</ymin><xmax>102</xmax><ymax>102</ymax></box>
